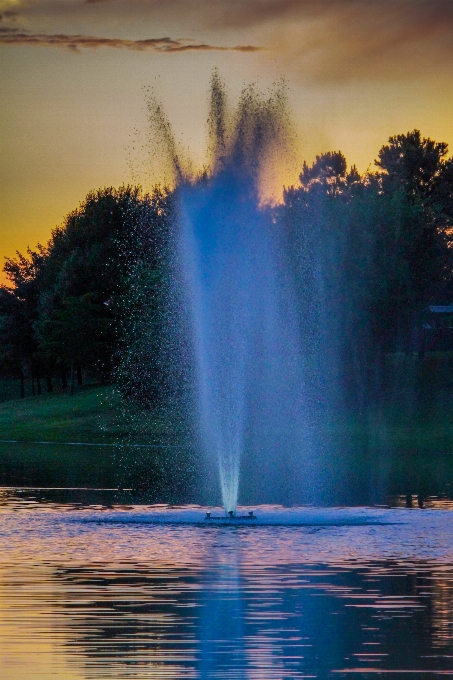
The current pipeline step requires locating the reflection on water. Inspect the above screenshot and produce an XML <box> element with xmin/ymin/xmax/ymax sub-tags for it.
<box><xmin>1</xmin><ymin>489</ymin><xmax>453</xmax><ymax>679</ymax></box>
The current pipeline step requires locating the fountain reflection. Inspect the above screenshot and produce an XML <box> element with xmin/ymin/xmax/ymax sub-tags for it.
<box><xmin>199</xmin><ymin>532</ymin><xmax>246</xmax><ymax>678</ymax></box>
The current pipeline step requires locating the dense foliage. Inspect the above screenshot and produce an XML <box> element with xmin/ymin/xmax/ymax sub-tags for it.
<box><xmin>281</xmin><ymin>131</ymin><xmax>453</xmax><ymax>402</ymax></box>
<box><xmin>2</xmin><ymin>130</ymin><xmax>453</xmax><ymax>406</ymax></box>
<box><xmin>0</xmin><ymin>185</ymin><xmax>173</xmax><ymax>401</ymax></box>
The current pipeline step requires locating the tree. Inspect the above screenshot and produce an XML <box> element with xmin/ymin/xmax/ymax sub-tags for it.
<box><xmin>281</xmin><ymin>154</ymin><xmax>378</xmax><ymax>406</ymax></box>
<box><xmin>0</xmin><ymin>245</ymin><xmax>48</xmax><ymax>395</ymax></box>
<box><xmin>36</xmin><ymin>186</ymin><xmax>147</xmax><ymax>383</ymax></box>
<box><xmin>0</xmin><ymin>288</ymin><xmax>28</xmax><ymax>397</ymax></box>
<box><xmin>38</xmin><ymin>293</ymin><xmax>113</xmax><ymax>393</ymax></box>
<box><xmin>373</xmin><ymin>131</ymin><xmax>453</xmax><ymax>348</ymax></box>
<box><xmin>115</xmin><ymin>187</ymin><xmax>186</xmax><ymax>413</ymax></box>
<box><xmin>376</xmin><ymin>129</ymin><xmax>448</xmax><ymax>200</ymax></box>
<box><xmin>299</xmin><ymin>151</ymin><xmax>347</xmax><ymax>194</ymax></box>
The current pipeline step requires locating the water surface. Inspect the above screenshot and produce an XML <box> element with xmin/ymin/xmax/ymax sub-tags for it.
<box><xmin>1</xmin><ymin>488</ymin><xmax>453</xmax><ymax>679</ymax></box>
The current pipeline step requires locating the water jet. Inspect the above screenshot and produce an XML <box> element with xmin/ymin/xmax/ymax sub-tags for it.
<box><xmin>175</xmin><ymin>73</ymin><xmax>313</xmax><ymax>514</ymax></box>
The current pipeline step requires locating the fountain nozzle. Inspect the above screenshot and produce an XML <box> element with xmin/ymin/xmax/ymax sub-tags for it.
<box><xmin>228</xmin><ymin>510</ymin><xmax>234</xmax><ymax>518</ymax></box>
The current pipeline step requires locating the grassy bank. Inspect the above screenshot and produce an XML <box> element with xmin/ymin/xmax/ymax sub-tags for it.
<box><xmin>0</xmin><ymin>363</ymin><xmax>452</xmax><ymax>501</ymax></box>
<box><xmin>0</xmin><ymin>385</ymin><xmax>196</xmax><ymax>496</ymax></box>
<box><xmin>0</xmin><ymin>385</ymin><xmax>123</xmax><ymax>444</ymax></box>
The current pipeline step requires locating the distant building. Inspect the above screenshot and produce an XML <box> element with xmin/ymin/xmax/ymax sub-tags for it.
<box><xmin>419</xmin><ymin>305</ymin><xmax>453</xmax><ymax>354</ymax></box>
<box><xmin>428</xmin><ymin>305</ymin><xmax>453</xmax><ymax>317</ymax></box>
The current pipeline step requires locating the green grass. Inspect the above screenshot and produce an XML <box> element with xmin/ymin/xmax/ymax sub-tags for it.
<box><xmin>0</xmin><ymin>383</ymin><xmax>191</xmax><ymax>445</ymax></box>
<box><xmin>0</xmin><ymin>386</ymin><xmax>124</xmax><ymax>488</ymax></box>
<box><xmin>0</xmin><ymin>384</ymin><xmax>196</xmax><ymax>494</ymax></box>
<box><xmin>0</xmin><ymin>385</ymin><xmax>123</xmax><ymax>444</ymax></box>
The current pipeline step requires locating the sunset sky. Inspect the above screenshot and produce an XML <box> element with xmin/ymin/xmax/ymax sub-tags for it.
<box><xmin>2</xmin><ymin>0</ymin><xmax>453</xmax><ymax>278</ymax></box>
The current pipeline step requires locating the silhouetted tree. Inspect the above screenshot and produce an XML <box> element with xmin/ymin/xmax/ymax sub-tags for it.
<box><xmin>115</xmin><ymin>187</ymin><xmax>188</xmax><ymax>413</ymax></box>
<box><xmin>376</xmin><ymin>129</ymin><xmax>448</xmax><ymax>199</ymax></box>
<box><xmin>281</xmin><ymin>133</ymin><xmax>453</xmax><ymax>407</ymax></box>
<box><xmin>299</xmin><ymin>151</ymin><xmax>348</xmax><ymax>194</ymax></box>
<box><xmin>373</xmin><ymin>130</ymin><xmax>453</xmax><ymax>349</ymax></box>
<box><xmin>0</xmin><ymin>245</ymin><xmax>48</xmax><ymax>395</ymax></box>
<box><xmin>2</xmin><ymin>130</ymin><xmax>453</xmax><ymax>416</ymax></box>
<box><xmin>36</xmin><ymin>186</ymin><xmax>146</xmax><ymax>383</ymax></box>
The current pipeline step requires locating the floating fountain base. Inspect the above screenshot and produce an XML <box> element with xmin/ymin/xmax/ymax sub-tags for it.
<box><xmin>205</xmin><ymin>510</ymin><xmax>257</xmax><ymax>523</ymax></box>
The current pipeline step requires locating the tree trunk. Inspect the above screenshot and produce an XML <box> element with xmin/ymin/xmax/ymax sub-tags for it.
<box><xmin>61</xmin><ymin>370</ymin><xmax>68</xmax><ymax>389</ymax></box>
<box><xmin>36</xmin><ymin>371</ymin><xmax>42</xmax><ymax>395</ymax></box>
<box><xmin>70</xmin><ymin>360</ymin><xmax>75</xmax><ymax>396</ymax></box>
<box><xmin>46</xmin><ymin>375</ymin><xmax>53</xmax><ymax>392</ymax></box>
<box><xmin>77</xmin><ymin>364</ymin><xmax>82</xmax><ymax>386</ymax></box>
<box><xmin>20</xmin><ymin>370</ymin><xmax>25</xmax><ymax>399</ymax></box>
<box><xmin>31</xmin><ymin>372</ymin><xmax>36</xmax><ymax>397</ymax></box>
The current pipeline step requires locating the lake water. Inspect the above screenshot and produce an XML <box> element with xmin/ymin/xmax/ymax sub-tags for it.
<box><xmin>1</xmin><ymin>488</ymin><xmax>453</xmax><ymax>679</ymax></box>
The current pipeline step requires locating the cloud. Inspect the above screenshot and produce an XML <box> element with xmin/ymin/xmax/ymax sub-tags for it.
<box><xmin>2</xmin><ymin>0</ymin><xmax>453</xmax><ymax>80</ymax></box>
<box><xmin>204</xmin><ymin>0</ymin><xmax>453</xmax><ymax>81</ymax></box>
<box><xmin>0</xmin><ymin>29</ymin><xmax>262</xmax><ymax>52</ymax></box>
<box><xmin>193</xmin><ymin>0</ymin><xmax>453</xmax><ymax>33</ymax></box>
<box><xmin>0</xmin><ymin>8</ymin><xmax>19</xmax><ymax>21</ymax></box>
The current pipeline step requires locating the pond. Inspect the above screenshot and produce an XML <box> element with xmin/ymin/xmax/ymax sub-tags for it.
<box><xmin>1</xmin><ymin>488</ymin><xmax>453</xmax><ymax>679</ymax></box>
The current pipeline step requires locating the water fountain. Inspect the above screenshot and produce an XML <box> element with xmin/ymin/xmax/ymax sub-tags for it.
<box><xmin>174</xmin><ymin>73</ymin><xmax>317</xmax><ymax>516</ymax></box>
<box><xmin>124</xmin><ymin>72</ymin><xmax>452</xmax><ymax>516</ymax></box>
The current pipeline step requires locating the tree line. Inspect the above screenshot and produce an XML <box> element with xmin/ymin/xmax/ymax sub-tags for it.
<box><xmin>1</xmin><ymin>130</ymin><xmax>453</xmax><ymax>404</ymax></box>
<box><xmin>0</xmin><ymin>185</ymin><xmax>173</xmax><ymax>398</ymax></box>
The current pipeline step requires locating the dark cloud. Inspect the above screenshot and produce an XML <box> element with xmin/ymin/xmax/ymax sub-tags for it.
<box><xmin>207</xmin><ymin>0</ymin><xmax>453</xmax><ymax>81</ymax></box>
<box><xmin>0</xmin><ymin>28</ymin><xmax>262</xmax><ymax>53</ymax></box>
<box><xmin>189</xmin><ymin>0</ymin><xmax>453</xmax><ymax>32</ymax></box>
<box><xmin>4</xmin><ymin>0</ymin><xmax>453</xmax><ymax>80</ymax></box>
<box><xmin>0</xmin><ymin>10</ymin><xmax>19</xmax><ymax>22</ymax></box>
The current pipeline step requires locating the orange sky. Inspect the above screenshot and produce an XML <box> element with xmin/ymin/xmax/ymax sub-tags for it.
<box><xmin>1</xmin><ymin>0</ymin><xmax>453</xmax><ymax>283</ymax></box>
